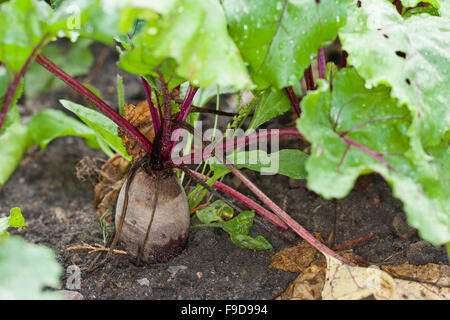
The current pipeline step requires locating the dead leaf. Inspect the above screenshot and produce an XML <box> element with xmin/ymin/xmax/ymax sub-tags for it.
<box><xmin>271</xmin><ymin>233</ymin><xmax>328</xmax><ymax>300</ymax></box>
<box><xmin>382</xmin><ymin>263</ymin><xmax>450</xmax><ymax>299</ymax></box>
<box><xmin>269</xmin><ymin>233</ymin><xmax>325</xmax><ymax>273</ymax></box>
<box><xmin>272</xmin><ymin>237</ymin><xmax>449</xmax><ymax>300</ymax></box>
<box><xmin>322</xmin><ymin>254</ymin><xmax>450</xmax><ymax>300</ymax></box>
<box><xmin>118</xmin><ymin>101</ymin><xmax>155</xmax><ymax>165</ymax></box>
<box><xmin>92</xmin><ymin>156</ymin><xmax>130</xmax><ymax>223</ymax></box>
<box><xmin>275</xmin><ymin>261</ymin><xmax>326</xmax><ymax>300</ymax></box>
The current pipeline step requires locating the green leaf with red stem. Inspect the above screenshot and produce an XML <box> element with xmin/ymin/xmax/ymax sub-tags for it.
<box><xmin>35</xmin><ymin>54</ymin><xmax>152</xmax><ymax>154</ymax></box>
<box><xmin>297</xmin><ymin>68</ymin><xmax>450</xmax><ymax>245</ymax></box>
<box><xmin>168</xmin><ymin>128</ymin><xmax>302</xmax><ymax>166</ymax></box>
<box><xmin>340</xmin><ymin>0</ymin><xmax>450</xmax><ymax>160</ymax></box>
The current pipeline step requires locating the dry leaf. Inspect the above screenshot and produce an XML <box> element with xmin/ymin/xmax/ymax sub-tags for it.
<box><xmin>322</xmin><ymin>254</ymin><xmax>450</xmax><ymax>300</ymax></box>
<box><xmin>269</xmin><ymin>233</ymin><xmax>325</xmax><ymax>272</ymax></box>
<box><xmin>93</xmin><ymin>156</ymin><xmax>130</xmax><ymax>223</ymax></box>
<box><xmin>271</xmin><ymin>233</ymin><xmax>327</xmax><ymax>300</ymax></box>
<box><xmin>118</xmin><ymin>101</ymin><xmax>155</xmax><ymax>165</ymax></box>
<box><xmin>275</xmin><ymin>261</ymin><xmax>326</xmax><ymax>300</ymax></box>
<box><xmin>382</xmin><ymin>263</ymin><xmax>450</xmax><ymax>300</ymax></box>
<box><xmin>272</xmin><ymin>237</ymin><xmax>449</xmax><ymax>300</ymax></box>
<box><xmin>269</xmin><ymin>242</ymin><xmax>319</xmax><ymax>273</ymax></box>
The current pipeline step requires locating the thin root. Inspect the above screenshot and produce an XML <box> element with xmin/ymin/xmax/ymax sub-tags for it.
<box><xmin>66</xmin><ymin>242</ymin><xmax>127</xmax><ymax>255</ymax></box>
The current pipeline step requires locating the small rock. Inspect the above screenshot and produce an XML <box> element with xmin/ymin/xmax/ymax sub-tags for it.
<box><xmin>59</xmin><ymin>290</ymin><xmax>84</xmax><ymax>300</ymax></box>
<box><xmin>392</xmin><ymin>212</ymin><xmax>417</xmax><ymax>239</ymax></box>
<box><xmin>196</xmin><ymin>272</ymin><xmax>203</xmax><ymax>279</ymax></box>
<box><xmin>288</xmin><ymin>178</ymin><xmax>306</xmax><ymax>189</ymax></box>
<box><xmin>53</xmin><ymin>207</ymin><xmax>66</xmax><ymax>223</ymax></box>
<box><xmin>137</xmin><ymin>278</ymin><xmax>150</xmax><ymax>287</ymax></box>
<box><xmin>167</xmin><ymin>265</ymin><xmax>187</xmax><ymax>279</ymax></box>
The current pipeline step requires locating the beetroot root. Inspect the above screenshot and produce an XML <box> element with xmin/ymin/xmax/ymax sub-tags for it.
<box><xmin>115</xmin><ymin>168</ymin><xmax>190</xmax><ymax>264</ymax></box>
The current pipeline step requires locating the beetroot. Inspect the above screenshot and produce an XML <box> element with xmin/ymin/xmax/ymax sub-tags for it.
<box><xmin>115</xmin><ymin>168</ymin><xmax>190</xmax><ymax>264</ymax></box>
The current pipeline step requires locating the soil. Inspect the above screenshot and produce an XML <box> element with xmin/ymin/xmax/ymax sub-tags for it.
<box><xmin>0</xmin><ymin>43</ymin><xmax>447</xmax><ymax>300</ymax></box>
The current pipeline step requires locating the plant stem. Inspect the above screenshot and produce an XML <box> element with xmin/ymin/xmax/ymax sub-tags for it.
<box><xmin>35</xmin><ymin>54</ymin><xmax>153</xmax><ymax>154</ymax></box>
<box><xmin>304</xmin><ymin>65</ymin><xmax>316</xmax><ymax>91</ymax></box>
<box><xmin>341</xmin><ymin>50</ymin><xmax>348</xmax><ymax>68</ymax></box>
<box><xmin>392</xmin><ymin>0</ymin><xmax>403</xmax><ymax>14</ymax></box>
<box><xmin>225</xmin><ymin>163</ymin><xmax>356</xmax><ymax>266</ymax></box>
<box><xmin>171</xmin><ymin>84</ymin><xmax>199</xmax><ymax>154</ymax></box>
<box><xmin>285</xmin><ymin>86</ymin><xmax>301</xmax><ymax>117</ymax></box>
<box><xmin>157</xmin><ymin>72</ymin><xmax>173</xmax><ymax>161</ymax></box>
<box><xmin>167</xmin><ymin>128</ymin><xmax>304</xmax><ymax>166</ymax></box>
<box><xmin>140</xmin><ymin>76</ymin><xmax>161</xmax><ymax>133</ymax></box>
<box><xmin>178</xmin><ymin>86</ymin><xmax>199</xmax><ymax>122</ymax></box>
<box><xmin>318</xmin><ymin>47</ymin><xmax>326</xmax><ymax>79</ymax></box>
<box><xmin>0</xmin><ymin>36</ymin><xmax>48</xmax><ymax>132</ymax></box>
<box><xmin>190</xmin><ymin>170</ymin><xmax>287</xmax><ymax>229</ymax></box>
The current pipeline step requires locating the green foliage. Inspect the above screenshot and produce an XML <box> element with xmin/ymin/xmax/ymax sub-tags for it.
<box><xmin>116</xmin><ymin>74</ymin><xmax>125</xmax><ymax>116</ymax></box>
<box><xmin>0</xmin><ymin>207</ymin><xmax>25</xmax><ymax>239</ymax></box>
<box><xmin>59</xmin><ymin>99</ymin><xmax>131</xmax><ymax>160</ymax></box>
<box><xmin>297</xmin><ymin>68</ymin><xmax>449</xmax><ymax>245</ymax></box>
<box><xmin>222</xmin><ymin>0</ymin><xmax>349</xmax><ymax>89</ymax></box>
<box><xmin>0</xmin><ymin>0</ymin><xmax>448</xmax><ymax>248</ymax></box>
<box><xmin>0</xmin><ymin>207</ymin><xmax>62</xmax><ymax>299</ymax></box>
<box><xmin>232</xmin><ymin>149</ymin><xmax>308</xmax><ymax>179</ymax></box>
<box><xmin>247</xmin><ymin>89</ymin><xmax>291</xmax><ymax>131</ymax></box>
<box><xmin>28</xmin><ymin>109</ymin><xmax>100</xmax><ymax>150</ymax></box>
<box><xmin>0</xmin><ymin>122</ymin><xmax>32</xmax><ymax>188</ymax></box>
<box><xmin>193</xmin><ymin>200</ymin><xmax>272</xmax><ymax>250</ymax></box>
<box><xmin>340</xmin><ymin>0</ymin><xmax>450</xmax><ymax>160</ymax></box>
<box><xmin>118</xmin><ymin>0</ymin><xmax>251</xmax><ymax>89</ymax></box>
<box><xmin>0</xmin><ymin>237</ymin><xmax>62</xmax><ymax>299</ymax></box>
<box><xmin>0</xmin><ymin>79</ymin><xmax>23</xmax><ymax>135</ymax></box>
<box><xmin>180</xmin><ymin>82</ymin><xmax>236</xmax><ymax>108</ymax></box>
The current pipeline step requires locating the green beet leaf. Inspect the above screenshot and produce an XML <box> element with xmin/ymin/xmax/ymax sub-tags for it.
<box><xmin>229</xmin><ymin>149</ymin><xmax>308</xmax><ymax>179</ymax></box>
<box><xmin>0</xmin><ymin>122</ymin><xmax>32</xmax><ymax>189</ymax></box>
<box><xmin>59</xmin><ymin>99</ymin><xmax>131</xmax><ymax>160</ymax></box>
<box><xmin>194</xmin><ymin>201</ymin><xmax>272</xmax><ymax>250</ymax></box>
<box><xmin>0</xmin><ymin>0</ymin><xmax>120</xmax><ymax>75</ymax></box>
<box><xmin>247</xmin><ymin>88</ymin><xmax>291</xmax><ymax>131</ymax></box>
<box><xmin>118</xmin><ymin>0</ymin><xmax>251</xmax><ymax>89</ymax></box>
<box><xmin>0</xmin><ymin>207</ymin><xmax>25</xmax><ymax>239</ymax></box>
<box><xmin>230</xmin><ymin>234</ymin><xmax>272</xmax><ymax>251</ymax></box>
<box><xmin>222</xmin><ymin>0</ymin><xmax>348</xmax><ymax>89</ymax></box>
<box><xmin>297</xmin><ymin>68</ymin><xmax>449</xmax><ymax>245</ymax></box>
<box><xmin>27</xmin><ymin>108</ymin><xmax>100</xmax><ymax>150</ymax></box>
<box><xmin>340</xmin><ymin>0</ymin><xmax>450</xmax><ymax>160</ymax></box>
<box><xmin>0</xmin><ymin>237</ymin><xmax>62</xmax><ymax>299</ymax></box>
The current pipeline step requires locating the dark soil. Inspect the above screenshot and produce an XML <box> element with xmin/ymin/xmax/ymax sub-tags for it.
<box><xmin>0</xmin><ymin>43</ymin><xmax>447</xmax><ymax>300</ymax></box>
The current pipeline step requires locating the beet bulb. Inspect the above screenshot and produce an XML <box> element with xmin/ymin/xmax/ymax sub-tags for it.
<box><xmin>115</xmin><ymin>167</ymin><xmax>190</xmax><ymax>264</ymax></box>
